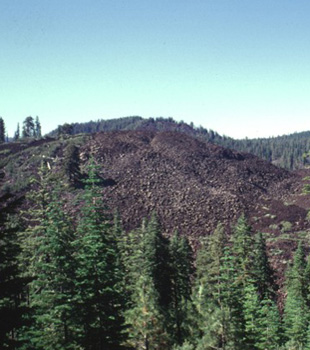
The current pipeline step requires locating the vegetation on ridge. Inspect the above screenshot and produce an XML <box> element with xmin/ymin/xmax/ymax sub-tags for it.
<box><xmin>2</xmin><ymin>161</ymin><xmax>310</xmax><ymax>349</ymax></box>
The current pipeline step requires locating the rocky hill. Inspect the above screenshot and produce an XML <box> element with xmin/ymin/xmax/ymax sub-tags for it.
<box><xmin>51</xmin><ymin>116</ymin><xmax>310</xmax><ymax>170</ymax></box>
<box><xmin>1</xmin><ymin>130</ymin><xmax>308</xmax><ymax>241</ymax></box>
<box><xmin>81</xmin><ymin>131</ymin><xmax>308</xmax><ymax>239</ymax></box>
<box><xmin>3</xmin><ymin>129</ymin><xmax>310</xmax><ymax>282</ymax></box>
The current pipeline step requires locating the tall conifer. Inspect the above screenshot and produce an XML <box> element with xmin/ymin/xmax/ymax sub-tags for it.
<box><xmin>0</xmin><ymin>214</ymin><xmax>29</xmax><ymax>349</ymax></box>
<box><xmin>0</xmin><ymin>117</ymin><xmax>5</xmax><ymax>143</ymax></box>
<box><xmin>168</xmin><ymin>231</ymin><xmax>193</xmax><ymax>345</ymax></box>
<box><xmin>123</xmin><ymin>217</ymin><xmax>170</xmax><ymax>349</ymax></box>
<box><xmin>73</xmin><ymin>159</ymin><xmax>123</xmax><ymax>350</ymax></box>
<box><xmin>283</xmin><ymin>241</ymin><xmax>309</xmax><ymax>349</ymax></box>
<box><xmin>19</xmin><ymin>163</ymin><xmax>79</xmax><ymax>350</ymax></box>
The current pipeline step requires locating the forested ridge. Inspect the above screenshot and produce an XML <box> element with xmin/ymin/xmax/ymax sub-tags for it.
<box><xmin>2</xmin><ymin>159</ymin><xmax>310</xmax><ymax>349</ymax></box>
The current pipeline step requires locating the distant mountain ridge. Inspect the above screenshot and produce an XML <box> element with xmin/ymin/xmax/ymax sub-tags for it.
<box><xmin>50</xmin><ymin>116</ymin><xmax>310</xmax><ymax>170</ymax></box>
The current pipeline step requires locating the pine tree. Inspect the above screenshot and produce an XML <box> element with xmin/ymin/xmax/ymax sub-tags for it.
<box><xmin>34</xmin><ymin>116</ymin><xmax>41</xmax><ymax>138</ymax></box>
<box><xmin>0</xmin><ymin>214</ymin><xmax>29</xmax><ymax>349</ymax></box>
<box><xmin>304</xmin><ymin>254</ymin><xmax>310</xmax><ymax>307</ymax></box>
<box><xmin>0</xmin><ymin>117</ymin><xmax>5</xmax><ymax>143</ymax></box>
<box><xmin>14</xmin><ymin>123</ymin><xmax>20</xmax><ymax>141</ymax></box>
<box><xmin>73</xmin><ymin>159</ymin><xmax>124</xmax><ymax>350</ymax></box>
<box><xmin>231</xmin><ymin>214</ymin><xmax>255</xmax><ymax>282</ymax></box>
<box><xmin>168</xmin><ymin>231</ymin><xmax>193</xmax><ymax>346</ymax></box>
<box><xmin>22</xmin><ymin>117</ymin><xmax>35</xmax><ymax>138</ymax></box>
<box><xmin>283</xmin><ymin>241</ymin><xmax>309</xmax><ymax>349</ymax></box>
<box><xmin>123</xmin><ymin>217</ymin><xmax>170</xmax><ymax>350</ymax></box>
<box><xmin>62</xmin><ymin>143</ymin><xmax>81</xmax><ymax>187</ymax></box>
<box><xmin>192</xmin><ymin>224</ymin><xmax>227</xmax><ymax>347</ymax></box>
<box><xmin>190</xmin><ymin>224</ymin><xmax>245</xmax><ymax>350</ymax></box>
<box><xmin>147</xmin><ymin>214</ymin><xmax>172</xmax><ymax>312</ymax></box>
<box><xmin>256</xmin><ymin>298</ymin><xmax>281</xmax><ymax>350</ymax></box>
<box><xmin>252</xmin><ymin>232</ymin><xmax>276</xmax><ymax>299</ymax></box>
<box><xmin>25</xmin><ymin>188</ymin><xmax>78</xmax><ymax>350</ymax></box>
<box><xmin>18</xmin><ymin>163</ymin><xmax>79</xmax><ymax>350</ymax></box>
<box><xmin>124</xmin><ymin>273</ymin><xmax>169</xmax><ymax>350</ymax></box>
<box><xmin>242</xmin><ymin>280</ymin><xmax>261</xmax><ymax>349</ymax></box>
<box><xmin>217</xmin><ymin>246</ymin><xmax>246</xmax><ymax>350</ymax></box>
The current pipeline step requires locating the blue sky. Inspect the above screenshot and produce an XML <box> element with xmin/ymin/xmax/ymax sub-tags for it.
<box><xmin>1</xmin><ymin>0</ymin><xmax>310</xmax><ymax>139</ymax></box>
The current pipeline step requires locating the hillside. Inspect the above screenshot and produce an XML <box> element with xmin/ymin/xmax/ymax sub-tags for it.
<box><xmin>1</xmin><ymin>130</ymin><xmax>309</xmax><ymax>242</ymax></box>
<box><xmin>3</xmin><ymin>129</ymin><xmax>309</xmax><ymax>349</ymax></box>
<box><xmin>81</xmin><ymin>131</ymin><xmax>306</xmax><ymax>238</ymax></box>
<box><xmin>51</xmin><ymin>116</ymin><xmax>310</xmax><ymax>170</ymax></box>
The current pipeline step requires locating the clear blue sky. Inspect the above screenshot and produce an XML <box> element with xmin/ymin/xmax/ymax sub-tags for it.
<box><xmin>1</xmin><ymin>0</ymin><xmax>310</xmax><ymax>139</ymax></box>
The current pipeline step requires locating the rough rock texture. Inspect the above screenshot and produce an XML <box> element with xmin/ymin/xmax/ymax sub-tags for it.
<box><xmin>77</xmin><ymin>131</ymin><xmax>305</xmax><ymax>241</ymax></box>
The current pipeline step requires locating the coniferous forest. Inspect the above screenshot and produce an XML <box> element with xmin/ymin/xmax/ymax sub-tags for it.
<box><xmin>2</xmin><ymin>116</ymin><xmax>310</xmax><ymax>349</ymax></box>
<box><xmin>1</xmin><ymin>158</ymin><xmax>310</xmax><ymax>350</ymax></box>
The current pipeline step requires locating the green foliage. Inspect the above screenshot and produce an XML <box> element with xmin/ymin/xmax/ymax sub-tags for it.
<box><xmin>18</xmin><ymin>164</ymin><xmax>79</xmax><ymax>350</ymax></box>
<box><xmin>303</xmin><ymin>184</ymin><xmax>310</xmax><ymax>194</ymax></box>
<box><xmin>231</xmin><ymin>214</ymin><xmax>255</xmax><ymax>283</ymax></box>
<box><xmin>62</xmin><ymin>143</ymin><xmax>81</xmax><ymax>187</ymax></box>
<box><xmin>14</xmin><ymin>123</ymin><xmax>20</xmax><ymax>140</ymax></box>
<box><xmin>2</xmin><ymin>156</ymin><xmax>309</xmax><ymax>350</ymax></box>
<box><xmin>73</xmin><ymin>159</ymin><xmax>124</xmax><ymax>349</ymax></box>
<box><xmin>0</xmin><ymin>117</ymin><xmax>5</xmax><ymax>143</ymax></box>
<box><xmin>0</xmin><ymin>214</ymin><xmax>29</xmax><ymax>349</ymax></box>
<box><xmin>22</xmin><ymin>117</ymin><xmax>35</xmax><ymax>138</ymax></box>
<box><xmin>168</xmin><ymin>231</ymin><xmax>193</xmax><ymax>345</ymax></box>
<box><xmin>191</xmin><ymin>224</ymin><xmax>246</xmax><ymax>350</ymax></box>
<box><xmin>283</xmin><ymin>241</ymin><xmax>309</xmax><ymax>349</ymax></box>
<box><xmin>122</xmin><ymin>216</ymin><xmax>171</xmax><ymax>349</ymax></box>
<box><xmin>281</xmin><ymin>221</ymin><xmax>293</xmax><ymax>233</ymax></box>
<box><xmin>34</xmin><ymin>117</ymin><xmax>41</xmax><ymax>138</ymax></box>
<box><xmin>253</xmin><ymin>232</ymin><xmax>276</xmax><ymax>299</ymax></box>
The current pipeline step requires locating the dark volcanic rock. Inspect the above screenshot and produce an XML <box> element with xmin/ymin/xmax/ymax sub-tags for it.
<box><xmin>78</xmin><ymin>131</ymin><xmax>304</xmax><ymax>238</ymax></box>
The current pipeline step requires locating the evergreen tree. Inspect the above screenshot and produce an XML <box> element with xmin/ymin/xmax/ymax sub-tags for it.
<box><xmin>283</xmin><ymin>241</ymin><xmax>309</xmax><ymax>349</ymax></box>
<box><xmin>123</xmin><ymin>218</ymin><xmax>171</xmax><ymax>350</ymax></box>
<box><xmin>217</xmin><ymin>246</ymin><xmax>246</xmax><ymax>350</ymax></box>
<box><xmin>147</xmin><ymin>214</ymin><xmax>172</xmax><ymax>312</ymax></box>
<box><xmin>190</xmin><ymin>224</ymin><xmax>246</xmax><ymax>350</ymax></box>
<box><xmin>192</xmin><ymin>224</ymin><xmax>227</xmax><ymax>347</ymax></box>
<box><xmin>24</xmin><ymin>188</ymin><xmax>78</xmax><ymax>350</ymax></box>
<box><xmin>0</xmin><ymin>214</ymin><xmax>29</xmax><ymax>349</ymax></box>
<box><xmin>73</xmin><ymin>159</ymin><xmax>124</xmax><ymax>350</ymax></box>
<box><xmin>0</xmin><ymin>117</ymin><xmax>5</xmax><ymax>143</ymax></box>
<box><xmin>22</xmin><ymin>117</ymin><xmax>35</xmax><ymax>138</ymax></box>
<box><xmin>252</xmin><ymin>232</ymin><xmax>276</xmax><ymax>299</ymax></box>
<box><xmin>124</xmin><ymin>273</ymin><xmax>169</xmax><ymax>350</ymax></box>
<box><xmin>231</xmin><ymin>214</ymin><xmax>255</xmax><ymax>282</ymax></box>
<box><xmin>242</xmin><ymin>279</ymin><xmax>281</xmax><ymax>350</ymax></box>
<box><xmin>256</xmin><ymin>298</ymin><xmax>281</xmax><ymax>350</ymax></box>
<box><xmin>34</xmin><ymin>117</ymin><xmax>41</xmax><ymax>138</ymax></box>
<box><xmin>58</xmin><ymin>123</ymin><xmax>74</xmax><ymax>136</ymax></box>
<box><xmin>304</xmin><ymin>254</ymin><xmax>310</xmax><ymax>308</ymax></box>
<box><xmin>242</xmin><ymin>280</ymin><xmax>261</xmax><ymax>349</ymax></box>
<box><xmin>62</xmin><ymin>143</ymin><xmax>81</xmax><ymax>187</ymax></box>
<box><xmin>168</xmin><ymin>231</ymin><xmax>193</xmax><ymax>346</ymax></box>
<box><xmin>14</xmin><ymin>123</ymin><xmax>20</xmax><ymax>141</ymax></box>
<box><xmin>18</xmin><ymin>163</ymin><xmax>79</xmax><ymax>350</ymax></box>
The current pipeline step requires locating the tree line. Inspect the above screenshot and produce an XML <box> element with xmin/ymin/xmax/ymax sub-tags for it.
<box><xmin>2</xmin><ymin>160</ymin><xmax>310</xmax><ymax>349</ymax></box>
<box><xmin>0</xmin><ymin>116</ymin><xmax>42</xmax><ymax>142</ymax></box>
<box><xmin>49</xmin><ymin>117</ymin><xmax>310</xmax><ymax>170</ymax></box>
<box><xmin>2</xmin><ymin>115</ymin><xmax>310</xmax><ymax>170</ymax></box>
